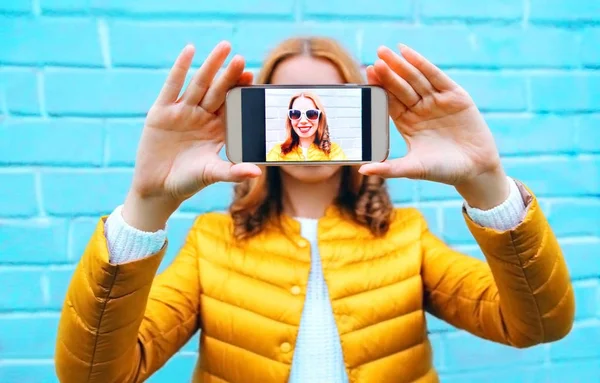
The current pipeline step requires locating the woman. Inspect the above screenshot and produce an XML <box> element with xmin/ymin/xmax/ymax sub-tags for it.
<box><xmin>54</xmin><ymin>37</ymin><xmax>574</xmax><ymax>383</ymax></box>
<box><xmin>266</xmin><ymin>91</ymin><xmax>347</xmax><ymax>161</ymax></box>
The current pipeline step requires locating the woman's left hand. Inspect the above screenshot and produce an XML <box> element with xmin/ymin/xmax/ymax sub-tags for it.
<box><xmin>360</xmin><ymin>44</ymin><xmax>511</xmax><ymax>209</ymax></box>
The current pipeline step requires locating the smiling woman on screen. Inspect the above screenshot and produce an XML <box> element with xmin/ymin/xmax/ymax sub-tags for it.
<box><xmin>267</xmin><ymin>91</ymin><xmax>347</xmax><ymax>161</ymax></box>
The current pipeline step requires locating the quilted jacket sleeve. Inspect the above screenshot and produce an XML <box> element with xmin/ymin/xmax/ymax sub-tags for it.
<box><xmin>54</xmin><ymin>216</ymin><xmax>201</xmax><ymax>383</ymax></box>
<box><xmin>421</xmin><ymin>183</ymin><xmax>575</xmax><ymax>347</ymax></box>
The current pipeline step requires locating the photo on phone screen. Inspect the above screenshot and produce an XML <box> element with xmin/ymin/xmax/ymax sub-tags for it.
<box><xmin>264</xmin><ymin>88</ymin><xmax>363</xmax><ymax>162</ymax></box>
<box><xmin>226</xmin><ymin>85</ymin><xmax>388</xmax><ymax>164</ymax></box>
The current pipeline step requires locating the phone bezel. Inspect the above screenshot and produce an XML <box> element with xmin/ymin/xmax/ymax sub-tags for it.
<box><xmin>225</xmin><ymin>84</ymin><xmax>389</xmax><ymax>165</ymax></box>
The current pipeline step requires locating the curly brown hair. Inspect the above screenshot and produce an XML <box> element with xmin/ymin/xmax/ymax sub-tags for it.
<box><xmin>229</xmin><ymin>36</ymin><xmax>394</xmax><ymax>239</ymax></box>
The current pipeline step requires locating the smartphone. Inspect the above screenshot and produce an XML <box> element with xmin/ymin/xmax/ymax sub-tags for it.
<box><xmin>225</xmin><ymin>84</ymin><xmax>389</xmax><ymax>165</ymax></box>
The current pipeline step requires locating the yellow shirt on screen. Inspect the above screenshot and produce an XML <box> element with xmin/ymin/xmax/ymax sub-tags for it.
<box><xmin>266</xmin><ymin>142</ymin><xmax>347</xmax><ymax>162</ymax></box>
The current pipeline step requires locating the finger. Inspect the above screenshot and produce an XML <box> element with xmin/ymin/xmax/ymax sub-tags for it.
<box><xmin>377</xmin><ymin>45</ymin><xmax>433</xmax><ymax>97</ymax></box>
<box><xmin>237</xmin><ymin>71</ymin><xmax>254</xmax><ymax>86</ymax></box>
<box><xmin>399</xmin><ymin>44</ymin><xmax>458</xmax><ymax>92</ymax></box>
<box><xmin>373</xmin><ymin>59</ymin><xmax>421</xmax><ymax>108</ymax></box>
<box><xmin>358</xmin><ymin>154</ymin><xmax>424</xmax><ymax>179</ymax></box>
<box><xmin>216</xmin><ymin>71</ymin><xmax>254</xmax><ymax>117</ymax></box>
<box><xmin>156</xmin><ymin>44</ymin><xmax>195</xmax><ymax>105</ymax></box>
<box><xmin>366</xmin><ymin>65</ymin><xmax>407</xmax><ymax>117</ymax></box>
<box><xmin>182</xmin><ymin>41</ymin><xmax>232</xmax><ymax>105</ymax></box>
<box><xmin>365</xmin><ymin>64</ymin><xmax>381</xmax><ymax>85</ymax></box>
<box><xmin>200</xmin><ymin>55</ymin><xmax>246</xmax><ymax>114</ymax></box>
<box><xmin>204</xmin><ymin>161</ymin><xmax>262</xmax><ymax>185</ymax></box>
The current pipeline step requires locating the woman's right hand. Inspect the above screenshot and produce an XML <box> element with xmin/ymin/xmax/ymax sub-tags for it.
<box><xmin>121</xmin><ymin>41</ymin><xmax>261</xmax><ymax>231</ymax></box>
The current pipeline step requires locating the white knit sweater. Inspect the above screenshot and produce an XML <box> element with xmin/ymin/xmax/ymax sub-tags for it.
<box><xmin>104</xmin><ymin>177</ymin><xmax>527</xmax><ymax>383</ymax></box>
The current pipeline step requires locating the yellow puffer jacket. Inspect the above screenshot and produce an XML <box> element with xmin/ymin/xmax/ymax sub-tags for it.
<box><xmin>54</xmin><ymin>182</ymin><xmax>574</xmax><ymax>383</ymax></box>
<box><xmin>267</xmin><ymin>141</ymin><xmax>347</xmax><ymax>161</ymax></box>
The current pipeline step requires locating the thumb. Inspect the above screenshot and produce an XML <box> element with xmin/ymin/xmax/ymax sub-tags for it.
<box><xmin>205</xmin><ymin>161</ymin><xmax>262</xmax><ymax>184</ymax></box>
<box><xmin>359</xmin><ymin>154</ymin><xmax>425</xmax><ymax>179</ymax></box>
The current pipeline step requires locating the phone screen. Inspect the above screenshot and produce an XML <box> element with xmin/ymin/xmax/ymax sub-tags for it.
<box><xmin>240</xmin><ymin>87</ymin><xmax>372</xmax><ymax>163</ymax></box>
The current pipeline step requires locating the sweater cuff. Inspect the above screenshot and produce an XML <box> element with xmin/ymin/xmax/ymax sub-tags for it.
<box><xmin>104</xmin><ymin>204</ymin><xmax>167</xmax><ymax>264</ymax></box>
<box><xmin>464</xmin><ymin>177</ymin><xmax>527</xmax><ymax>231</ymax></box>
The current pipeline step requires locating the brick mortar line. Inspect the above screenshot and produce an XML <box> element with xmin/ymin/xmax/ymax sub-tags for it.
<box><xmin>523</xmin><ymin>0</ymin><xmax>531</xmax><ymax>26</ymax></box>
<box><xmin>1</xmin><ymin>13</ymin><xmax>597</xmax><ymax>29</ymax></box>
<box><xmin>0</xmin><ymin>359</ymin><xmax>55</xmax><ymax>365</ymax></box>
<box><xmin>0</xmin><ymin>264</ymin><xmax>76</xmax><ymax>271</ymax></box>
<box><xmin>0</xmin><ymin>166</ymin><xmax>135</xmax><ymax>172</ymax></box>
<box><xmin>97</xmin><ymin>18</ymin><xmax>112</xmax><ymax>68</ymax></box>
<box><xmin>31</xmin><ymin>0</ymin><xmax>40</xmax><ymax>15</ymax></box>
<box><xmin>3</xmin><ymin>64</ymin><xmax>599</xmax><ymax>75</ymax></box>
<box><xmin>293</xmin><ymin>0</ymin><xmax>302</xmax><ymax>22</ymax></box>
<box><xmin>31</xmin><ymin>66</ymin><xmax>600</xmax><ymax>74</ymax></box>
<box><xmin>0</xmin><ymin>311</ymin><xmax>61</xmax><ymax>318</ymax></box>
<box><xmin>572</xmin><ymin>279</ymin><xmax>600</xmax><ymax>288</ymax></box>
<box><xmin>16</xmin><ymin>12</ymin><xmax>299</xmax><ymax>21</ymax></box>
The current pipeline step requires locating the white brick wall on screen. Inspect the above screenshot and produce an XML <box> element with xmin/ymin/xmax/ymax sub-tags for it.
<box><xmin>265</xmin><ymin>88</ymin><xmax>363</xmax><ymax>160</ymax></box>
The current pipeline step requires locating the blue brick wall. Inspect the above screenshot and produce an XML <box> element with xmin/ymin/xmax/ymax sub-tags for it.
<box><xmin>1</xmin><ymin>0</ymin><xmax>599</xmax><ymax>382</ymax></box>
